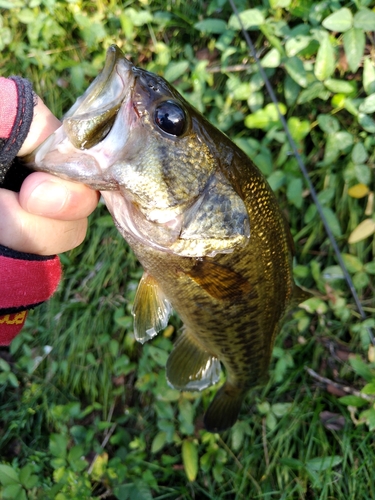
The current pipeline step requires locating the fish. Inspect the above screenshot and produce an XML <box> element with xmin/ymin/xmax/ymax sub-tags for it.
<box><xmin>27</xmin><ymin>45</ymin><xmax>303</xmax><ymax>433</ymax></box>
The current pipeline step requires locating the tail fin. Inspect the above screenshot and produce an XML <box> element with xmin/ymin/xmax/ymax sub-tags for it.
<box><xmin>203</xmin><ymin>384</ymin><xmax>244</xmax><ymax>433</ymax></box>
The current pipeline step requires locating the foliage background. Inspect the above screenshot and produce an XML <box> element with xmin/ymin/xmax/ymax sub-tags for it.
<box><xmin>0</xmin><ymin>0</ymin><xmax>375</xmax><ymax>499</ymax></box>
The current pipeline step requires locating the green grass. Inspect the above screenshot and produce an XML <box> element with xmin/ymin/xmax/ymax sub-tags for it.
<box><xmin>1</xmin><ymin>0</ymin><xmax>375</xmax><ymax>499</ymax></box>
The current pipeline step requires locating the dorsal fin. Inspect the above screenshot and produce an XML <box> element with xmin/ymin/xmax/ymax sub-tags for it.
<box><xmin>132</xmin><ymin>272</ymin><xmax>172</xmax><ymax>344</ymax></box>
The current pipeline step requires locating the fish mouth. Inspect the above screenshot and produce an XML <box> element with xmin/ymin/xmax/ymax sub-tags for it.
<box><xmin>62</xmin><ymin>45</ymin><xmax>134</xmax><ymax>150</ymax></box>
<box><xmin>26</xmin><ymin>45</ymin><xmax>137</xmax><ymax>189</ymax></box>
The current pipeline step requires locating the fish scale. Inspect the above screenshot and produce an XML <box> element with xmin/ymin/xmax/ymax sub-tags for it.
<box><xmin>27</xmin><ymin>45</ymin><xmax>304</xmax><ymax>432</ymax></box>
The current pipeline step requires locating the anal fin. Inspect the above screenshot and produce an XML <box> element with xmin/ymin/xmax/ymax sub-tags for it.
<box><xmin>166</xmin><ymin>331</ymin><xmax>221</xmax><ymax>391</ymax></box>
<box><xmin>132</xmin><ymin>272</ymin><xmax>172</xmax><ymax>344</ymax></box>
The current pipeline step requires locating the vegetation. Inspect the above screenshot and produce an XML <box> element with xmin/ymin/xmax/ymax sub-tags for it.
<box><xmin>0</xmin><ymin>0</ymin><xmax>375</xmax><ymax>498</ymax></box>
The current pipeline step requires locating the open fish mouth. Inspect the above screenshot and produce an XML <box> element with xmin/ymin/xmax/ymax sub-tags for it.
<box><xmin>28</xmin><ymin>46</ymin><xmax>137</xmax><ymax>189</ymax></box>
<box><xmin>62</xmin><ymin>45</ymin><xmax>133</xmax><ymax>150</ymax></box>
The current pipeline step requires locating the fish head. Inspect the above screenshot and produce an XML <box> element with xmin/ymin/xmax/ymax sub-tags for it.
<box><xmin>29</xmin><ymin>45</ymin><xmax>250</xmax><ymax>257</ymax></box>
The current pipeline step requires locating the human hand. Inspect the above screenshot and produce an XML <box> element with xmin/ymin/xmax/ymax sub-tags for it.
<box><xmin>0</xmin><ymin>96</ymin><xmax>99</xmax><ymax>255</ymax></box>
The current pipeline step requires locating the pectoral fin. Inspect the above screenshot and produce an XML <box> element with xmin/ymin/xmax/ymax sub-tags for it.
<box><xmin>132</xmin><ymin>272</ymin><xmax>172</xmax><ymax>344</ymax></box>
<box><xmin>166</xmin><ymin>330</ymin><xmax>221</xmax><ymax>391</ymax></box>
<box><xmin>186</xmin><ymin>259</ymin><xmax>251</xmax><ymax>300</ymax></box>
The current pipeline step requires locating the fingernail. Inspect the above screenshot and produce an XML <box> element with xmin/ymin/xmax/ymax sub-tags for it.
<box><xmin>27</xmin><ymin>180</ymin><xmax>69</xmax><ymax>216</ymax></box>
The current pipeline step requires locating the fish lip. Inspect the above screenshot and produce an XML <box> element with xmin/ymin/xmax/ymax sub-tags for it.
<box><xmin>64</xmin><ymin>45</ymin><xmax>133</xmax><ymax>120</ymax></box>
<box><xmin>60</xmin><ymin>45</ymin><xmax>136</xmax><ymax>150</ymax></box>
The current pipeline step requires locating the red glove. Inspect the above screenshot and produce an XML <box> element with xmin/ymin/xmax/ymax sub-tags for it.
<box><xmin>0</xmin><ymin>77</ymin><xmax>61</xmax><ymax>345</ymax></box>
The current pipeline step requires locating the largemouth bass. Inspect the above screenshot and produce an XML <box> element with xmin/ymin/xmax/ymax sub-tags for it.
<box><xmin>28</xmin><ymin>45</ymin><xmax>301</xmax><ymax>432</ymax></box>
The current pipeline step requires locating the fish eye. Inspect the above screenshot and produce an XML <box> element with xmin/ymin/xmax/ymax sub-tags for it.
<box><xmin>154</xmin><ymin>100</ymin><xmax>186</xmax><ymax>136</ymax></box>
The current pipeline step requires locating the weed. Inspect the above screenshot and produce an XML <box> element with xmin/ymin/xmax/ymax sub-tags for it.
<box><xmin>0</xmin><ymin>1</ymin><xmax>374</xmax><ymax>498</ymax></box>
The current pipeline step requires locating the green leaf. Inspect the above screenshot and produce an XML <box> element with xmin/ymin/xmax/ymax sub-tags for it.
<box><xmin>287</xmin><ymin>117</ymin><xmax>310</xmax><ymax>141</ymax></box>
<box><xmin>343</xmin><ymin>97</ymin><xmax>359</xmax><ymax>116</ymax></box>
<box><xmin>272</xmin><ymin>402</ymin><xmax>293</xmax><ymax>417</ymax></box>
<box><xmin>341</xmin><ymin>253</ymin><xmax>363</xmax><ymax>272</ymax></box>
<box><xmin>0</xmin><ymin>358</ymin><xmax>10</xmax><ymax>372</ymax></box>
<box><xmin>361</xmin><ymin>408</ymin><xmax>375</xmax><ymax>431</ymax></box>
<box><xmin>67</xmin><ymin>445</ymin><xmax>86</xmax><ymax>471</ymax></box>
<box><xmin>353</xmin><ymin>8</ymin><xmax>375</xmax><ymax>31</ymax></box>
<box><xmin>351</xmin><ymin>142</ymin><xmax>368</xmax><ymax>164</ymax></box>
<box><xmin>49</xmin><ymin>433</ymin><xmax>68</xmax><ymax>459</ymax></box>
<box><xmin>147</xmin><ymin>346</ymin><xmax>168</xmax><ymax>367</ymax></box>
<box><xmin>17</xmin><ymin>8</ymin><xmax>36</xmax><ymax>24</ymax></box>
<box><xmin>349</xmin><ymin>355</ymin><xmax>375</xmax><ymax>382</ymax></box>
<box><xmin>279</xmin><ymin>458</ymin><xmax>304</xmax><ymax>469</ymax></box>
<box><xmin>231</xmin><ymin>422</ymin><xmax>246</xmax><ymax>452</ymax></box>
<box><xmin>284</xmin><ymin>74</ymin><xmax>301</xmax><ymax>106</ymax></box>
<box><xmin>124</xmin><ymin>8</ymin><xmax>153</xmax><ymax>26</ymax></box>
<box><xmin>314</xmin><ymin>36</ymin><xmax>335</xmax><ymax>81</ymax></box>
<box><xmin>324</xmin><ymin>78</ymin><xmax>357</xmax><ymax>95</ymax></box>
<box><xmin>270</xmin><ymin>0</ymin><xmax>291</xmax><ymax>7</ymax></box>
<box><xmin>362</xmin><ymin>382</ymin><xmax>375</xmax><ymax>395</ymax></box>
<box><xmin>343</xmin><ymin>28</ymin><xmax>365</xmax><ymax>73</ymax></box>
<box><xmin>182</xmin><ymin>440</ymin><xmax>198</xmax><ymax>482</ymax></box>
<box><xmin>317</xmin><ymin>114</ymin><xmax>340</xmax><ymax>133</ymax></box>
<box><xmin>322</xmin><ymin>265</ymin><xmax>344</xmax><ymax>281</ymax></box>
<box><xmin>363</xmin><ymin>58</ymin><xmax>375</xmax><ymax>95</ymax></box>
<box><xmin>267</xmin><ymin>170</ymin><xmax>286</xmax><ymax>191</ymax></box>
<box><xmin>287</xmin><ymin>177</ymin><xmax>303</xmax><ymax>208</ymax></box>
<box><xmin>317</xmin><ymin>187</ymin><xmax>335</xmax><ymax>205</ymax></box>
<box><xmin>0</xmin><ymin>465</ymin><xmax>20</xmax><ymax>486</ymax></box>
<box><xmin>0</xmin><ymin>0</ymin><xmax>24</xmax><ymax>6</ymax></box>
<box><xmin>322</xmin><ymin>8</ymin><xmax>353</xmax><ymax>32</ymax></box>
<box><xmin>151</xmin><ymin>431</ymin><xmax>167</xmax><ymax>454</ymax></box>
<box><xmin>164</xmin><ymin>61</ymin><xmax>190</xmax><ymax>82</ymax></box>
<box><xmin>354</xmin><ymin>164</ymin><xmax>371</xmax><ymax>185</ymax></box>
<box><xmin>321</xmin><ymin>207</ymin><xmax>342</xmax><ymax>237</ymax></box>
<box><xmin>359</xmin><ymin>93</ymin><xmax>375</xmax><ymax>114</ymax></box>
<box><xmin>334</xmin><ymin>131</ymin><xmax>354</xmax><ymax>151</ymax></box>
<box><xmin>261</xmin><ymin>47</ymin><xmax>281</xmax><ymax>68</ymax></box>
<box><xmin>244</xmin><ymin>103</ymin><xmax>286</xmax><ymax>130</ymax></box>
<box><xmin>194</xmin><ymin>19</ymin><xmax>227</xmax><ymax>34</ymax></box>
<box><xmin>2</xmin><ymin>484</ymin><xmax>25</xmax><ymax>500</ymax></box>
<box><xmin>364</xmin><ymin>262</ymin><xmax>375</xmax><ymax>275</ymax></box>
<box><xmin>284</xmin><ymin>56</ymin><xmax>308</xmax><ymax>87</ymax></box>
<box><xmin>297</xmin><ymin>81</ymin><xmax>326</xmax><ymax>104</ymax></box>
<box><xmin>257</xmin><ymin>401</ymin><xmax>271</xmax><ymax>414</ymax></box>
<box><xmin>353</xmin><ymin>271</ymin><xmax>369</xmax><ymax>289</ymax></box>
<box><xmin>285</xmin><ymin>35</ymin><xmax>312</xmax><ymax>57</ymax></box>
<box><xmin>300</xmin><ymin>298</ymin><xmax>328</xmax><ymax>314</ymax></box>
<box><xmin>228</xmin><ymin>9</ymin><xmax>265</xmax><ymax>30</ymax></box>
<box><xmin>358</xmin><ymin>113</ymin><xmax>375</xmax><ymax>133</ymax></box>
<box><xmin>266</xmin><ymin>411</ymin><xmax>277</xmax><ymax>430</ymax></box>
<box><xmin>306</xmin><ymin>456</ymin><xmax>343</xmax><ymax>472</ymax></box>
<box><xmin>339</xmin><ymin>395</ymin><xmax>368</xmax><ymax>407</ymax></box>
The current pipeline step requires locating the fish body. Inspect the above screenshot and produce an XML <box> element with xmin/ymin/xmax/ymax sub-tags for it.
<box><xmin>29</xmin><ymin>46</ymin><xmax>297</xmax><ymax>432</ymax></box>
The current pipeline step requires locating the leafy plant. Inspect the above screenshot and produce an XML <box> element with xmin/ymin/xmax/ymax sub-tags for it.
<box><xmin>0</xmin><ymin>0</ymin><xmax>374</xmax><ymax>498</ymax></box>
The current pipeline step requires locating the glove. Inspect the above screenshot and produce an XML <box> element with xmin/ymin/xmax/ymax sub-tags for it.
<box><xmin>0</xmin><ymin>76</ymin><xmax>61</xmax><ymax>345</ymax></box>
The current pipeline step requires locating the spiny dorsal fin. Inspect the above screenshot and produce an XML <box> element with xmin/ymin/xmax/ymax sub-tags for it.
<box><xmin>166</xmin><ymin>330</ymin><xmax>221</xmax><ymax>391</ymax></box>
<box><xmin>185</xmin><ymin>259</ymin><xmax>251</xmax><ymax>300</ymax></box>
<box><xmin>132</xmin><ymin>272</ymin><xmax>172</xmax><ymax>344</ymax></box>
